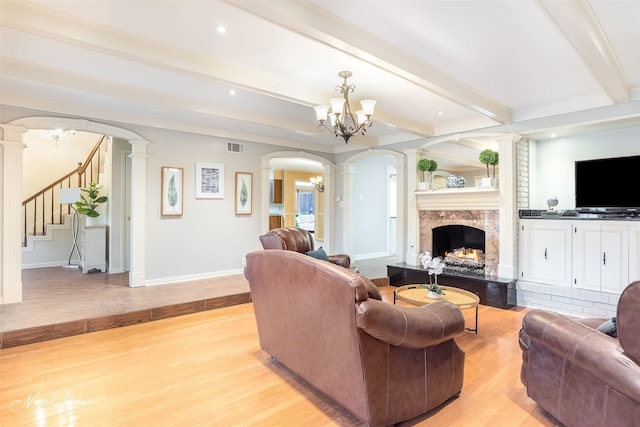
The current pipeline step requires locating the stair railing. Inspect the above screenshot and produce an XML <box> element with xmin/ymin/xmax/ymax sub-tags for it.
<box><xmin>21</xmin><ymin>135</ymin><xmax>107</xmax><ymax>246</ymax></box>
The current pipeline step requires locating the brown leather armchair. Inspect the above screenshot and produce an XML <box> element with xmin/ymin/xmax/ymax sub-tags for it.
<box><xmin>245</xmin><ymin>249</ymin><xmax>466</xmax><ymax>426</ymax></box>
<box><xmin>519</xmin><ymin>280</ymin><xmax>640</xmax><ymax>427</ymax></box>
<box><xmin>259</xmin><ymin>226</ymin><xmax>350</xmax><ymax>269</ymax></box>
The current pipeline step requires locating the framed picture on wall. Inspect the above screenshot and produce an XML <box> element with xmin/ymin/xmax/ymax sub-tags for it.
<box><xmin>161</xmin><ymin>166</ymin><xmax>184</xmax><ymax>216</ymax></box>
<box><xmin>195</xmin><ymin>162</ymin><xmax>224</xmax><ymax>199</ymax></box>
<box><xmin>235</xmin><ymin>172</ymin><xmax>252</xmax><ymax>215</ymax></box>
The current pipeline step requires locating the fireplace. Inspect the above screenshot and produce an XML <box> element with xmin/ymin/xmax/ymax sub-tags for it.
<box><xmin>420</xmin><ymin>210</ymin><xmax>499</xmax><ymax>276</ymax></box>
<box><xmin>432</xmin><ymin>225</ymin><xmax>485</xmax><ymax>274</ymax></box>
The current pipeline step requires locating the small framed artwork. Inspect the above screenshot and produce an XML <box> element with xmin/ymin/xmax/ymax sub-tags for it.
<box><xmin>195</xmin><ymin>162</ymin><xmax>224</xmax><ymax>199</ymax></box>
<box><xmin>161</xmin><ymin>166</ymin><xmax>184</xmax><ymax>216</ymax></box>
<box><xmin>235</xmin><ymin>172</ymin><xmax>252</xmax><ymax>215</ymax></box>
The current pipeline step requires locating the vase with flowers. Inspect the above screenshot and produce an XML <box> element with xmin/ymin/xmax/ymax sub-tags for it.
<box><xmin>419</xmin><ymin>251</ymin><xmax>445</xmax><ymax>299</ymax></box>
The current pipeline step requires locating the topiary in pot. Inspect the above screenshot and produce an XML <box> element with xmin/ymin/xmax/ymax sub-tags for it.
<box><xmin>479</xmin><ymin>149</ymin><xmax>499</xmax><ymax>178</ymax></box>
<box><xmin>418</xmin><ymin>158</ymin><xmax>438</xmax><ymax>183</ymax></box>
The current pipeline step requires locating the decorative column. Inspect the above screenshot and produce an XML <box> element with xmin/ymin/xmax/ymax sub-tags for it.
<box><xmin>403</xmin><ymin>148</ymin><xmax>420</xmax><ymax>265</ymax></box>
<box><xmin>497</xmin><ymin>133</ymin><xmax>519</xmax><ymax>279</ymax></box>
<box><xmin>341</xmin><ymin>163</ymin><xmax>357</xmax><ymax>256</ymax></box>
<box><xmin>128</xmin><ymin>139</ymin><xmax>149</xmax><ymax>287</ymax></box>
<box><xmin>0</xmin><ymin>125</ymin><xmax>27</xmax><ymax>304</ymax></box>
<box><xmin>393</xmin><ymin>154</ymin><xmax>407</xmax><ymax>263</ymax></box>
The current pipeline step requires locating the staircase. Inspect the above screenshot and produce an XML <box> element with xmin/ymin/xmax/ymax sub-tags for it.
<box><xmin>21</xmin><ymin>135</ymin><xmax>107</xmax><ymax>268</ymax></box>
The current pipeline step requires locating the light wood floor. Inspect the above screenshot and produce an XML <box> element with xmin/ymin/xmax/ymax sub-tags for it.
<box><xmin>0</xmin><ymin>283</ymin><xmax>558</xmax><ymax>426</ymax></box>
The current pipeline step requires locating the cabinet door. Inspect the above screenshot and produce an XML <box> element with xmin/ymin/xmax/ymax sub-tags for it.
<box><xmin>572</xmin><ymin>223</ymin><xmax>602</xmax><ymax>291</ymax></box>
<box><xmin>573</xmin><ymin>222</ymin><xmax>628</xmax><ymax>293</ymax></box>
<box><xmin>600</xmin><ymin>224</ymin><xmax>628</xmax><ymax>293</ymax></box>
<box><xmin>520</xmin><ymin>220</ymin><xmax>572</xmax><ymax>287</ymax></box>
<box><xmin>630</xmin><ymin>225</ymin><xmax>640</xmax><ymax>283</ymax></box>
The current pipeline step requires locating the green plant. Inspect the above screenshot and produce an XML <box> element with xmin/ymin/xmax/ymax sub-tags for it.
<box><xmin>417</xmin><ymin>158</ymin><xmax>438</xmax><ymax>182</ymax></box>
<box><xmin>479</xmin><ymin>149</ymin><xmax>499</xmax><ymax>178</ymax></box>
<box><xmin>428</xmin><ymin>282</ymin><xmax>445</xmax><ymax>295</ymax></box>
<box><xmin>75</xmin><ymin>183</ymin><xmax>108</xmax><ymax>217</ymax></box>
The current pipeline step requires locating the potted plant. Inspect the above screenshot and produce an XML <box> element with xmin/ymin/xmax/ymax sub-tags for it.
<box><xmin>478</xmin><ymin>149</ymin><xmax>499</xmax><ymax>187</ymax></box>
<box><xmin>420</xmin><ymin>251</ymin><xmax>445</xmax><ymax>298</ymax></box>
<box><xmin>75</xmin><ymin>182</ymin><xmax>108</xmax><ymax>220</ymax></box>
<box><xmin>417</xmin><ymin>158</ymin><xmax>438</xmax><ymax>190</ymax></box>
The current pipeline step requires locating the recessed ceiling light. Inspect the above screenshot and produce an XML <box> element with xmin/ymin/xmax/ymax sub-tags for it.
<box><xmin>229</xmin><ymin>89</ymin><xmax>236</xmax><ymax>95</ymax></box>
<box><xmin>437</xmin><ymin>111</ymin><xmax>444</xmax><ymax>115</ymax></box>
<box><xmin>550</xmin><ymin>133</ymin><xmax>557</xmax><ymax>138</ymax></box>
<box><xmin>216</xmin><ymin>25</ymin><xmax>226</xmax><ymax>34</ymax></box>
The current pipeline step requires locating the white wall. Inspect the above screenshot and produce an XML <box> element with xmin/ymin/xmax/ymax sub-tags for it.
<box><xmin>352</xmin><ymin>155</ymin><xmax>393</xmax><ymax>259</ymax></box>
<box><xmin>22</xmin><ymin>130</ymin><xmax>97</xmax><ymax>197</ymax></box>
<box><xmin>131</xmin><ymin>126</ymin><xmax>280</xmax><ymax>283</ymax></box>
<box><xmin>531</xmin><ymin>126</ymin><xmax>640</xmax><ymax>211</ymax></box>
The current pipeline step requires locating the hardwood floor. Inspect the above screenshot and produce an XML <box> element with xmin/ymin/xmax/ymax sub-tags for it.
<box><xmin>0</xmin><ymin>280</ymin><xmax>558</xmax><ymax>426</ymax></box>
<box><xmin>0</xmin><ymin>267</ymin><xmax>252</xmax><ymax>348</ymax></box>
<box><xmin>0</xmin><ymin>258</ymin><xmax>390</xmax><ymax>349</ymax></box>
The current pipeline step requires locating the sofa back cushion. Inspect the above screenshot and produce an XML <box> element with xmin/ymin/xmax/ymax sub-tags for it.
<box><xmin>617</xmin><ymin>280</ymin><xmax>640</xmax><ymax>363</ymax></box>
<box><xmin>259</xmin><ymin>227</ymin><xmax>314</xmax><ymax>253</ymax></box>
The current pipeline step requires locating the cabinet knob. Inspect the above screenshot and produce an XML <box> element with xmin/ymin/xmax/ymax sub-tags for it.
<box><xmin>603</xmin><ymin>252</ymin><xmax>606</xmax><ymax>265</ymax></box>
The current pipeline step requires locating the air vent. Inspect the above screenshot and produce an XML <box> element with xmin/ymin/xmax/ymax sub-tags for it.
<box><xmin>227</xmin><ymin>142</ymin><xmax>245</xmax><ymax>154</ymax></box>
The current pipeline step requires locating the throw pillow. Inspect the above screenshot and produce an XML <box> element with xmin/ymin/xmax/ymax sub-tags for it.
<box><xmin>306</xmin><ymin>247</ymin><xmax>329</xmax><ymax>261</ymax></box>
<box><xmin>596</xmin><ymin>317</ymin><xmax>617</xmax><ymax>338</ymax></box>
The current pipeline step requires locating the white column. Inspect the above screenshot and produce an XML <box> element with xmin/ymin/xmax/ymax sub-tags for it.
<box><xmin>128</xmin><ymin>139</ymin><xmax>149</xmax><ymax>287</ymax></box>
<box><xmin>260</xmin><ymin>158</ymin><xmax>271</xmax><ymax>234</ymax></box>
<box><xmin>322</xmin><ymin>162</ymin><xmax>336</xmax><ymax>254</ymax></box>
<box><xmin>1</xmin><ymin>125</ymin><xmax>27</xmax><ymax>304</ymax></box>
<box><xmin>403</xmin><ymin>148</ymin><xmax>420</xmax><ymax>265</ymax></box>
<box><xmin>497</xmin><ymin>133</ymin><xmax>519</xmax><ymax>279</ymax></box>
<box><xmin>341</xmin><ymin>163</ymin><xmax>356</xmax><ymax>256</ymax></box>
<box><xmin>394</xmin><ymin>155</ymin><xmax>406</xmax><ymax>263</ymax></box>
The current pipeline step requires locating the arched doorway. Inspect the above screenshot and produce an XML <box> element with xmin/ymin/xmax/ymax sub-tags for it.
<box><xmin>261</xmin><ymin>151</ymin><xmax>336</xmax><ymax>254</ymax></box>
<box><xmin>341</xmin><ymin>149</ymin><xmax>405</xmax><ymax>263</ymax></box>
<box><xmin>2</xmin><ymin>116</ymin><xmax>148</xmax><ymax>303</ymax></box>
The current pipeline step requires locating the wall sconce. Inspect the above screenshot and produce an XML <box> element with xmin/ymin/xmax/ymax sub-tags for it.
<box><xmin>310</xmin><ymin>176</ymin><xmax>324</xmax><ymax>192</ymax></box>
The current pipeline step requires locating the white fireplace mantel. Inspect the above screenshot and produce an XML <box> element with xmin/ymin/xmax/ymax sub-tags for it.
<box><xmin>416</xmin><ymin>187</ymin><xmax>500</xmax><ymax>211</ymax></box>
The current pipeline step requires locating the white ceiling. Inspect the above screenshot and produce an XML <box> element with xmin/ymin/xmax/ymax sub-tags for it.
<box><xmin>1</xmin><ymin>0</ymin><xmax>639</xmax><ymax>168</ymax></box>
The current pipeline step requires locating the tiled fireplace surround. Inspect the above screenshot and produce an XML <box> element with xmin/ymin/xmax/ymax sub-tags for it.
<box><xmin>420</xmin><ymin>210</ymin><xmax>499</xmax><ymax>275</ymax></box>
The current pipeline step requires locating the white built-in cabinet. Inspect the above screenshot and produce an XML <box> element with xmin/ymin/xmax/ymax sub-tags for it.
<box><xmin>519</xmin><ymin>220</ymin><xmax>572</xmax><ymax>287</ymax></box>
<box><xmin>81</xmin><ymin>225</ymin><xmax>106</xmax><ymax>274</ymax></box>
<box><xmin>572</xmin><ymin>222</ymin><xmax>628</xmax><ymax>293</ymax></box>
<box><xmin>630</xmin><ymin>225</ymin><xmax>640</xmax><ymax>283</ymax></box>
<box><xmin>520</xmin><ymin>219</ymin><xmax>639</xmax><ymax>294</ymax></box>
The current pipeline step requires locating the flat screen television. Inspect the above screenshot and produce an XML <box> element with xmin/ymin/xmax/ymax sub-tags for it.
<box><xmin>575</xmin><ymin>155</ymin><xmax>640</xmax><ymax>213</ymax></box>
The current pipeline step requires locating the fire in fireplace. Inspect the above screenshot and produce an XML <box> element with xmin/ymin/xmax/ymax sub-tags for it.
<box><xmin>432</xmin><ymin>225</ymin><xmax>486</xmax><ymax>274</ymax></box>
<box><xmin>444</xmin><ymin>247</ymin><xmax>485</xmax><ymax>269</ymax></box>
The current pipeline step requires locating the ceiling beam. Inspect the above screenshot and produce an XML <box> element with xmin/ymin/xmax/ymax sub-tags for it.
<box><xmin>537</xmin><ymin>0</ymin><xmax>629</xmax><ymax>103</ymax></box>
<box><xmin>225</xmin><ymin>0</ymin><xmax>513</xmax><ymax>124</ymax></box>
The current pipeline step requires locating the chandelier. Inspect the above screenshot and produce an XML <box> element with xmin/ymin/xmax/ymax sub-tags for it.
<box><xmin>309</xmin><ymin>176</ymin><xmax>324</xmax><ymax>192</ymax></box>
<box><xmin>40</xmin><ymin>129</ymin><xmax>76</xmax><ymax>143</ymax></box>
<box><xmin>313</xmin><ymin>71</ymin><xmax>376</xmax><ymax>143</ymax></box>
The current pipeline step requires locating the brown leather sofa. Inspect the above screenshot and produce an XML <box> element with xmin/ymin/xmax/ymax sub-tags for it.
<box><xmin>519</xmin><ymin>280</ymin><xmax>640</xmax><ymax>427</ymax></box>
<box><xmin>259</xmin><ymin>226</ymin><xmax>350</xmax><ymax>269</ymax></box>
<box><xmin>245</xmin><ymin>249</ymin><xmax>466</xmax><ymax>426</ymax></box>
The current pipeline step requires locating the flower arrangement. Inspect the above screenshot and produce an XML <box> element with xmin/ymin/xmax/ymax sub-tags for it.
<box><xmin>420</xmin><ymin>251</ymin><xmax>445</xmax><ymax>295</ymax></box>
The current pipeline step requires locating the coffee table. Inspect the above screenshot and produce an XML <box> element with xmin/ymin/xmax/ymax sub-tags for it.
<box><xmin>394</xmin><ymin>285</ymin><xmax>479</xmax><ymax>333</ymax></box>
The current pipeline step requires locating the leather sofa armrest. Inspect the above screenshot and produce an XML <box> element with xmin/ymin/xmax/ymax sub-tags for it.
<box><xmin>356</xmin><ymin>299</ymin><xmax>465</xmax><ymax>349</ymax></box>
<box><xmin>328</xmin><ymin>254</ymin><xmax>350</xmax><ymax>269</ymax></box>
<box><xmin>522</xmin><ymin>310</ymin><xmax>640</xmax><ymax>402</ymax></box>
